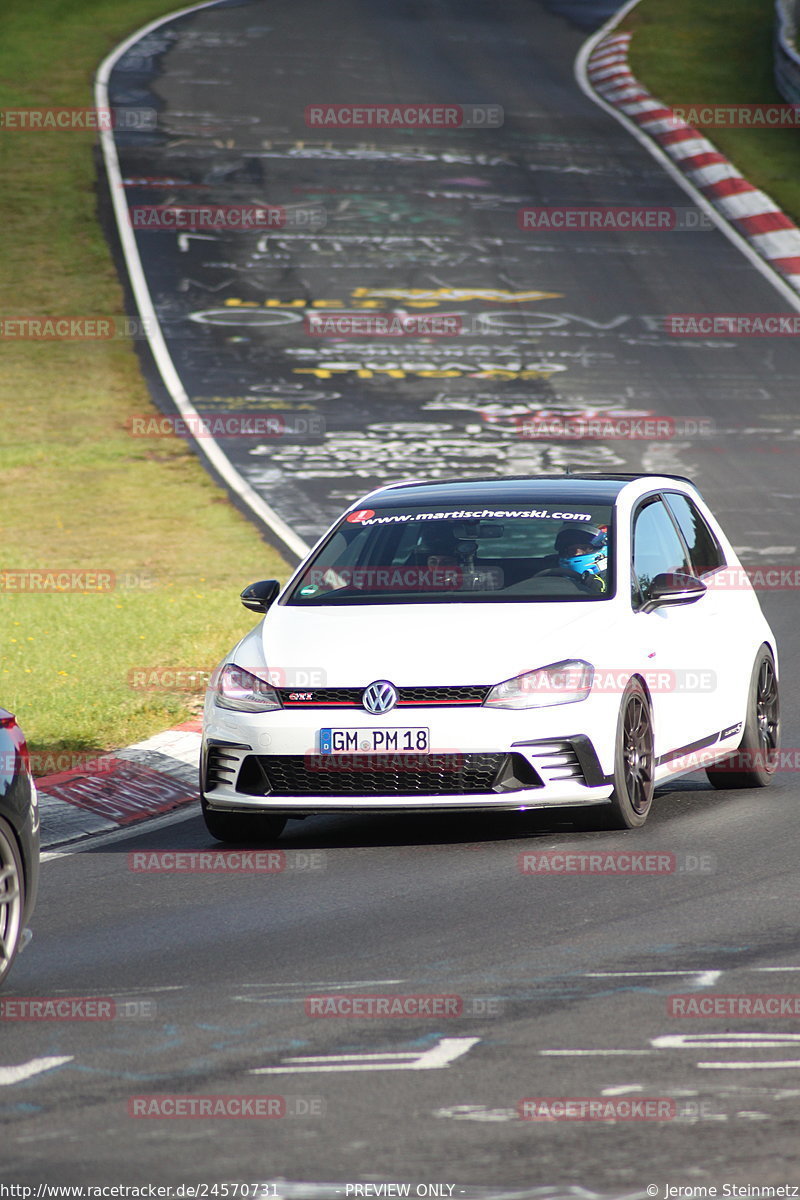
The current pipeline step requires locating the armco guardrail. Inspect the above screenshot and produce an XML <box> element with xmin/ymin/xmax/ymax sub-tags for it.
<box><xmin>775</xmin><ymin>0</ymin><xmax>800</xmax><ymax>104</ymax></box>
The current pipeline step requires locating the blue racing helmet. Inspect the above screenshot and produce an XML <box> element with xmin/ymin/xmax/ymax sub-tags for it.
<box><xmin>554</xmin><ymin>525</ymin><xmax>608</xmax><ymax>577</ymax></box>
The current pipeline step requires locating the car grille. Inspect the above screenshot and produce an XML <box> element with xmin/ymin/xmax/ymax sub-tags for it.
<box><xmin>277</xmin><ymin>684</ymin><xmax>490</xmax><ymax>708</ymax></box>
<box><xmin>236</xmin><ymin>752</ymin><xmax>510</xmax><ymax>795</ymax></box>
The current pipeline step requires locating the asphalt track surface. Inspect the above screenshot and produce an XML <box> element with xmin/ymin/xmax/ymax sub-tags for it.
<box><xmin>107</xmin><ymin>0</ymin><xmax>800</xmax><ymax>547</ymax></box>
<box><xmin>4</xmin><ymin>0</ymin><xmax>800</xmax><ymax>1191</ymax></box>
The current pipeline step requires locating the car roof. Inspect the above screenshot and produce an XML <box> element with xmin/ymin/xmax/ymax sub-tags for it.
<box><xmin>359</xmin><ymin>474</ymin><xmax>697</xmax><ymax>510</ymax></box>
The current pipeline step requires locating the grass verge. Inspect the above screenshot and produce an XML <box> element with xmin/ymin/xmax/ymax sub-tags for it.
<box><xmin>0</xmin><ymin>0</ymin><xmax>289</xmax><ymax>772</ymax></box>
<box><xmin>623</xmin><ymin>0</ymin><xmax>800</xmax><ymax>223</ymax></box>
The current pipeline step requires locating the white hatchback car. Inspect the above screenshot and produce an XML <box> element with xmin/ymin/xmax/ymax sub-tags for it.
<box><xmin>201</xmin><ymin>474</ymin><xmax>780</xmax><ymax>841</ymax></box>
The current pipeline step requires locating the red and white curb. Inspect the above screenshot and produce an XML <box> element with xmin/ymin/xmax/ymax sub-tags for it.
<box><xmin>584</xmin><ymin>31</ymin><xmax>800</xmax><ymax>295</ymax></box>
<box><xmin>36</xmin><ymin>720</ymin><xmax>202</xmax><ymax>849</ymax></box>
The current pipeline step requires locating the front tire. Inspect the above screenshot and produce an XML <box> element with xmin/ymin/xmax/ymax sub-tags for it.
<box><xmin>201</xmin><ymin>797</ymin><xmax>287</xmax><ymax>844</ymax></box>
<box><xmin>706</xmin><ymin>646</ymin><xmax>779</xmax><ymax>789</ymax></box>
<box><xmin>0</xmin><ymin>817</ymin><xmax>25</xmax><ymax>988</ymax></box>
<box><xmin>602</xmin><ymin>678</ymin><xmax>655</xmax><ymax>829</ymax></box>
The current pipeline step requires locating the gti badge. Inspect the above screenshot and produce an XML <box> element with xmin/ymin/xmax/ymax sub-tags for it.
<box><xmin>362</xmin><ymin>680</ymin><xmax>398</xmax><ymax>714</ymax></box>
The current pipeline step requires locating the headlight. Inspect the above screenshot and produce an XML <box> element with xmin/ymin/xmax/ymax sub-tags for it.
<box><xmin>214</xmin><ymin>664</ymin><xmax>282</xmax><ymax>712</ymax></box>
<box><xmin>484</xmin><ymin>660</ymin><xmax>594</xmax><ymax>709</ymax></box>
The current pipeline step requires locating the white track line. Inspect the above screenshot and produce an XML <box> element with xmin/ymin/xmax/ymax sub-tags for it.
<box><xmin>41</xmin><ymin>803</ymin><xmax>198</xmax><ymax>862</ymax></box>
<box><xmin>95</xmin><ymin>2</ymin><xmax>311</xmax><ymax>562</ymax></box>
<box><xmin>0</xmin><ymin>1056</ymin><xmax>73</xmax><ymax>1086</ymax></box>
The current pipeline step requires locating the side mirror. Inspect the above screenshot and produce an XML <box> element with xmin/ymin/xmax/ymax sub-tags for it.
<box><xmin>642</xmin><ymin>572</ymin><xmax>706</xmax><ymax>614</ymax></box>
<box><xmin>240</xmin><ymin>579</ymin><xmax>281</xmax><ymax>613</ymax></box>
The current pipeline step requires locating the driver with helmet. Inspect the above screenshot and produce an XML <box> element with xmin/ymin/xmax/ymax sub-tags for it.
<box><xmin>541</xmin><ymin>525</ymin><xmax>609</xmax><ymax>594</ymax></box>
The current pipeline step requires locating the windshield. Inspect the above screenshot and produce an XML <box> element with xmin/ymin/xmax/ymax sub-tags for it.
<box><xmin>286</xmin><ymin>502</ymin><xmax>615</xmax><ymax>604</ymax></box>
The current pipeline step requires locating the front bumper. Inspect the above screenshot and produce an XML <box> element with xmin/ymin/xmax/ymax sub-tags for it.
<box><xmin>202</xmin><ymin>699</ymin><xmax>616</xmax><ymax>816</ymax></box>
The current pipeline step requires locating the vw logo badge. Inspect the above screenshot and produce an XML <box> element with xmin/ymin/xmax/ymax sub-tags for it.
<box><xmin>362</xmin><ymin>680</ymin><xmax>398</xmax><ymax>715</ymax></box>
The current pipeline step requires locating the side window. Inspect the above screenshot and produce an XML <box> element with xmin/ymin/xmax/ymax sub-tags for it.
<box><xmin>632</xmin><ymin>498</ymin><xmax>692</xmax><ymax>605</ymax></box>
<box><xmin>663</xmin><ymin>492</ymin><xmax>725</xmax><ymax>576</ymax></box>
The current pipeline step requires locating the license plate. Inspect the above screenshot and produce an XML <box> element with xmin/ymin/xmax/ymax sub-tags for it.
<box><xmin>319</xmin><ymin>727</ymin><xmax>430</xmax><ymax>754</ymax></box>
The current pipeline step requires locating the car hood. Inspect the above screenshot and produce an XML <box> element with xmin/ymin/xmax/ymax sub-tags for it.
<box><xmin>228</xmin><ymin>601</ymin><xmax>621</xmax><ymax>687</ymax></box>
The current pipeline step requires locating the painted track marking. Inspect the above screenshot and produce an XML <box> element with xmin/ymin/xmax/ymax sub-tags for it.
<box><xmin>0</xmin><ymin>1056</ymin><xmax>73</xmax><ymax>1086</ymax></box>
<box><xmin>251</xmin><ymin>1036</ymin><xmax>479</xmax><ymax>1074</ymax></box>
